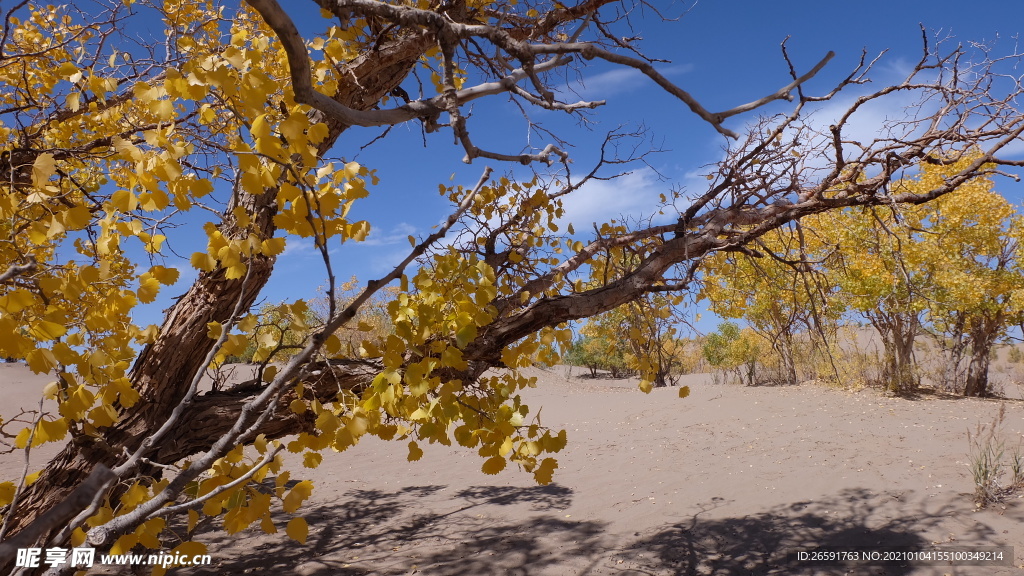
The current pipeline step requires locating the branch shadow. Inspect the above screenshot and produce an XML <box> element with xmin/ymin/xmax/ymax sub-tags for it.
<box><xmin>187</xmin><ymin>483</ymin><xmax>589</xmax><ymax>575</ymax></box>
<box><xmin>177</xmin><ymin>485</ymin><xmax>998</xmax><ymax>576</ymax></box>
<box><xmin>616</xmin><ymin>488</ymin><xmax>978</xmax><ymax>576</ymax></box>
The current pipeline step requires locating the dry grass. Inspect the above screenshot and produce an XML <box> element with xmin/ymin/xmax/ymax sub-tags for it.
<box><xmin>968</xmin><ymin>404</ymin><xmax>1024</xmax><ymax>508</ymax></box>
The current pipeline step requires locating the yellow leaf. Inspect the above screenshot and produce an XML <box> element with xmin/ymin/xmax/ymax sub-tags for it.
<box><xmin>255</xmin><ymin>136</ymin><xmax>282</xmax><ymax>157</ymax></box>
<box><xmin>145</xmin><ymin>234</ymin><xmax>166</xmax><ymax>253</ymax></box>
<box><xmin>481</xmin><ymin>456</ymin><xmax>506</xmax><ymax>475</ymax></box>
<box><xmin>279</xmin><ymin>114</ymin><xmax>308</xmax><ymax>144</ymax></box>
<box><xmin>341</xmin><ymin>161</ymin><xmax>360</xmax><ymax>179</ymax></box>
<box><xmin>25</xmin><ymin>348</ymin><xmax>57</xmax><ymax>373</ymax></box>
<box><xmin>307</xmin><ymin>122</ymin><xmax>328</xmax><ymax>143</ymax></box>
<box><xmin>678</xmin><ymin>385</ymin><xmax>690</xmax><ymax>398</ymax></box>
<box><xmin>225</xmin><ymin>263</ymin><xmax>247</xmax><ymax>279</ymax></box>
<box><xmin>150</xmin><ymin>266</ymin><xmax>180</xmax><ymax>285</ymax></box>
<box><xmin>120</xmin><ymin>482</ymin><xmax>149</xmax><ymax>509</ymax></box>
<box><xmin>407</xmin><ymin>441</ymin><xmax>423</xmax><ymax>462</ymax></box>
<box><xmin>31</xmin><ymin>153</ymin><xmax>56</xmax><ymax>187</ymax></box>
<box><xmin>191</xmin><ymin>252</ymin><xmax>217</xmax><ymax>271</ymax></box>
<box><xmin>286</xmin><ymin>517</ymin><xmax>308</xmax><ymax>544</ymax></box>
<box><xmin>88</xmin><ymin>404</ymin><xmax>118</xmax><ymax>427</ymax></box>
<box><xmin>13</xmin><ymin>429</ymin><xmax>30</xmax><ymax>454</ymax></box>
<box><xmin>71</xmin><ymin>527</ymin><xmax>87</xmax><ymax>547</ymax></box>
<box><xmin>0</xmin><ymin>289</ymin><xmax>36</xmax><ymax>314</ymax></box>
<box><xmin>302</xmin><ymin>452</ymin><xmax>322</xmax><ymax>468</ymax></box>
<box><xmin>59</xmin><ymin>385</ymin><xmax>95</xmax><ymax>420</ymax></box>
<box><xmin>202</xmin><ymin>497</ymin><xmax>222</xmax><ymax>517</ymax></box>
<box><xmin>238</xmin><ymin>314</ymin><xmax>257</xmax><ymax>333</ymax></box>
<box><xmin>63</xmin><ymin>205</ymin><xmax>92</xmax><ymax>230</ymax></box>
<box><xmin>57</xmin><ymin>62</ymin><xmax>79</xmax><ymax>78</ymax></box>
<box><xmin>455</xmin><ymin>324</ymin><xmax>476</xmax><ymax>349</ymax></box>
<box><xmin>347</xmin><ymin>220</ymin><xmax>370</xmax><ymax>242</ymax></box>
<box><xmin>261</xmin><ymin>514</ymin><xmax>277</xmax><ymax>534</ymax></box>
<box><xmin>136</xmin><ymin>517</ymin><xmax>165</xmax><ymax>549</ymax></box>
<box><xmin>109</xmin><ymin>189</ymin><xmax>138</xmax><ymax>211</ymax></box>
<box><xmin>150</xmin><ymin>99</ymin><xmax>175</xmax><ymax>120</ymax></box>
<box><xmin>223</xmin><ymin>507</ymin><xmax>248</xmax><ymax>534</ymax></box>
<box><xmin>25</xmin><ymin>417</ymin><xmax>68</xmax><ymax>445</ymax></box>
<box><xmin>346</xmin><ymin>415</ymin><xmax>368</xmax><ymax>436</ymax></box>
<box><xmin>262</xmin><ymin>365</ymin><xmax>278</xmax><ymax>382</ymax></box>
<box><xmin>137</xmin><ymin>276</ymin><xmax>161</xmax><ymax>303</ymax></box>
<box><xmin>533</xmin><ymin>457</ymin><xmax>558</xmax><ymax>485</ymax></box>
<box><xmin>109</xmin><ymin>534</ymin><xmax>139</xmax><ymax>556</ymax></box>
<box><xmin>261</xmin><ymin>237</ymin><xmax>286</xmax><ymax>256</ymax></box>
<box><xmin>0</xmin><ymin>482</ymin><xmax>16</xmax><ymax>506</ymax></box>
<box><xmin>282</xmin><ymin>480</ymin><xmax>314</xmax><ymax>513</ymax></box>
<box><xmin>251</xmin><ymin>114</ymin><xmax>271</xmax><ymax>139</ymax></box>
<box><xmin>206</xmin><ymin>321</ymin><xmax>223</xmax><ymax>340</ymax></box>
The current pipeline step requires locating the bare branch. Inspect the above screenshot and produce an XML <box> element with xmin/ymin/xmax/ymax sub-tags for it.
<box><xmin>0</xmin><ymin>256</ymin><xmax>35</xmax><ymax>284</ymax></box>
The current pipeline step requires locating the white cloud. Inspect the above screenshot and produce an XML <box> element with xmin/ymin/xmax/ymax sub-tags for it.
<box><xmin>281</xmin><ymin>237</ymin><xmax>317</xmax><ymax>258</ymax></box>
<box><xmin>558</xmin><ymin>168</ymin><xmax>675</xmax><ymax>230</ymax></box>
<box><xmin>568</xmin><ymin>64</ymin><xmax>694</xmax><ymax>100</ymax></box>
<box><xmin>362</xmin><ymin>222</ymin><xmax>417</xmax><ymax>246</ymax></box>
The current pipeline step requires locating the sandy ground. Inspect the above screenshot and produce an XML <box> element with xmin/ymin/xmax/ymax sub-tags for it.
<box><xmin>2</xmin><ymin>362</ymin><xmax>1024</xmax><ymax>575</ymax></box>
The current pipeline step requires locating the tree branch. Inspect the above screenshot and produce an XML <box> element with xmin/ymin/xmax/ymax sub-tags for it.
<box><xmin>0</xmin><ymin>466</ymin><xmax>115</xmax><ymax>566</ymax></box>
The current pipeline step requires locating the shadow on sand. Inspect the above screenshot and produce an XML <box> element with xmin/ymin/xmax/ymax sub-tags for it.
<box><xmin>178</xmin><ymin>484</ymin><xmax>996</xmax><ymax>576</ymax></box>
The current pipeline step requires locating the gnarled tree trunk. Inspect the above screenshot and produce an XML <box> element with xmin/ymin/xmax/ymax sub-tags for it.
<box><xmin>4</xmin><ymin>30</ymin><xmax>428</xmax><ymax>544</ymax></box>
<box><xmin>963</xmin><ymin>314</ymin><xmax>1003</xmax><ymax>398</ymax></box>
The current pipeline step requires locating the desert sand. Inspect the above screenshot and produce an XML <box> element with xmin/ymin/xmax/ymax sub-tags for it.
<box><xmin>2</xmin><ymin>362</ymin><xmax>1023</xmax><ymax>575</ymax></box>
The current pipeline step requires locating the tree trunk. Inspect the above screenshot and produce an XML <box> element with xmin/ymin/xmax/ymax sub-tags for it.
<box><xmin>938</xmin><ymin>313</ymin><xmax>970</xmax><ymax>392</ymax></box>
<box><xmin>870</xmin><ymin>312</ymin><xmax>920</xmax><ymax>395</ymax></box>
<box><xmin>963</xmin><ymin>347</ymin><xmax>992</xmax><ymax>397</ymax></box>
<box><xmin>964</xmin><ymin>316</ymin><xmax>1001</xmax><ymax>398</ymax></box>
<box><xmin>775</xmin><ymin>330</ymin><xmax>798</xmax><ymax>385</ymax></box>
<box><xmin>4</xmin><ymin>32</ymin><xmax>428</xmax><ymax>544</ymax></box>
<box><xmin>6</xmin><ymin>206</ymin><xmax>279</xmax><ymax>540</ymax></box>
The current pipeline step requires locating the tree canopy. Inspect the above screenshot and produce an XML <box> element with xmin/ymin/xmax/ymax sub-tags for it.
<box><xmin>2</xmin><ymin>0</ymin><xmax>1024</xmax><ymax>571</ymax></box>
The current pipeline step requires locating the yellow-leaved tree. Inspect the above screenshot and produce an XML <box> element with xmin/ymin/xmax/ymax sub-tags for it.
<box><xmin>700</xmin><ymin>217</ymin><xmax>841</xmax><ymax>385</ymax></box>
<box><xmin>821</xmin><ymin>159</ymin><xmax>1024</xmax><ymax>396</ymax></box>
<box><xmin>699</xmin><ymin>156</ymin><xmax>1024</xmax><ymax>397</ymax></box>
<box><xmin>1</xmin><ymin>1</ymin><xmax>1024</xmax><ymax>571</ymax></box>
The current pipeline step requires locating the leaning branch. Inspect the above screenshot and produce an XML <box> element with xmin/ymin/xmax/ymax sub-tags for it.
<box><xmin>0</xmin><ymin>466</ymin><xmax>115</xmax><ymax>567</ymax></box>
<box><xmin>84</xmin><ymin>167</ymin><xmax>493</xmax><ymax>549</ymax></box>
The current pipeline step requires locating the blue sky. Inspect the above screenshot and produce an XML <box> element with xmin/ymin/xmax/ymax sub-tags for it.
<box><xmin>133</xmin><ymin>1</ymin><xmax>1024</xmax><ymax>333</ymax></box>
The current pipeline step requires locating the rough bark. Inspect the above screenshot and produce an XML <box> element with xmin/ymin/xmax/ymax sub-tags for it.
<box><xmin>936</xmin><ymin>312</ymin><xmax>970</xmax><ymax>391</ymax></box>
<box><xmin>152</xmin><ymin>359</ymin><xmax>380</xmax><ymax>463</ymax></box>
<box><xmin>963</xmin><ymin>315</ymin><xmax>1003</xmax><ymax>398</ymax></box>
<box><xmin>874</xmin><ymin>312</ymin><xmax>920</xmax><ymax>395</ymax></box>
